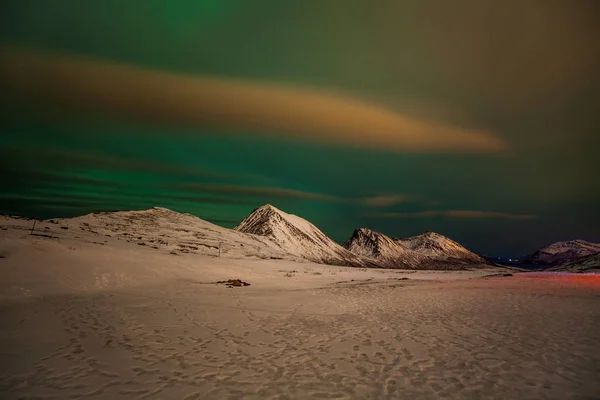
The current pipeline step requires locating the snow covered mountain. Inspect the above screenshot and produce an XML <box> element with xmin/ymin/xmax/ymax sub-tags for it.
<box><xmin>53</xmin><ymin>206</ymin><xmax>290</xmax><ymax>260</ymax></box>
<box><xmin>343</xmin><ymin>228</ymin><xmax>488</xmax><ymax>270</ymax></box>
<box><xmin>344</xmin><ymin>228</ymin><xmax>420</xmax><ymax>267</ymax></box>
<box><xmin>547</xmin><ymin>253</ymin><xmax>600</xmax><ymax>273</ymax></box>
<box><xmin>234</xmin><ymin>205</ymin><xmax>380</xmax><ymax>267</ymax></box>
<box><xmin>8</xmin><ymin>205</ymin><xmax>489</xmax><ymax>269</ymax></box>
<box><xmin>526</xmin><ymin>240</ymin><xmax>600</xmax><ymax>265</ymax></box>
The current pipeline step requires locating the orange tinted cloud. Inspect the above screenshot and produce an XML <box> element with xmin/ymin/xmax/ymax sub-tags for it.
<box><xmin>361</xmin><ymin>194</ymin><xmax>414</xmax><ymax>207</ymax></box>
<box><xmin>0</xmin><ymin>46</ymin><xmax>507</xmax><ymax>153</ymax></box>
<box><xmin>181</xmin><ymin>183</ymin><xmax>339</xmax><ymax>202</ymax></box>
<box><xmin>374</xmin><ymin>210</ymin><xmax>535</xmax><ymax>220</ymax></box>
<box><xmin>180</xmin><ymin>184</ymin><xmax>421</xmax><ymax>207</ymax></box>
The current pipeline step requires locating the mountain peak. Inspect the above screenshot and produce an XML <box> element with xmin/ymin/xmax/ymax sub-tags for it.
<box><xmin>397</xmin><ymin>231</ymin><xmax>467</xmax><ymax>254</ymax></box>
<box><xmin>412</xmin><ymin>231</ymin><xmax>446</xmax><ymax>240</ymax></box>
<box><xmin>235</xmin><ymin>206</ymin><xmax>375</xmax><ymax>267</ymax></box>
<box><xmin>344</xmin><ymin>227</ymin><xmax>413</xmax><ymax>263</ymax></box>
<box><xmin>527</xmin><ymin>239</ymin><xmax>600</xmax><ymax>265</ymax></box>
<box><xmin>354</xmin><ymin>227</ymin><xmax>379</xmax><ymax>237</ymax></box>
<box><xmin>352</xmin><ymin>227</ymin><xmax>402</xmax><ymax>244</ymax></box>
<box><xmin>257</xmin><ymin>204</ymin><xmax>280</xmax><ymax>212</ymax></box>
<box><xmin>149</xmin><ymin>206</ymin><xmax>179</xmax><ymax>214</ymax></box>
<box><xmin>344</xmin><ymin>227</ymin><xmax>487</xmax><ymax>269</ymax></box>
<box><xmin>423</xmin><ymin>231</ymin><xmax>440</xmax><ymax>237</ymax></box>
<box><xmin>550</xmin><ymin>239</ymin><xmax>595</xmax><ymax>247</ymax></box>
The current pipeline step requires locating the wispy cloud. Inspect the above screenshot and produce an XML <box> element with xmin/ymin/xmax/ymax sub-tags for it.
<box><xmin>178</xmin><ymin>184</ymin><xmax>422</xmax><ymax>208</ymax></box>
<box><xmin>374</xmin><ymin>210</ymin><xmax>536</xmax><ymax>220</ymax></box>
<box><xmin>360</xmin><ymin>194</ymin><xmax>415</xmax><ymax>207</ymax></box>
<box><xmin>2</xmin><ymin>151</ymin><xmax>420</xmax><ymax>208</ymax></box>
<box><xmin>0</xmin><ymin>46</ymin><xmax>507</xmax><ymax>153</ymax></box>
<box><xmin>179</xmin><ymin>183</ymin><xmax>339</xmax><ymax>202</ymax></box>
<box><xmin>0</xmin><ymin>146</ymin><xmax>229</xmax><ymax>179</ymax></box>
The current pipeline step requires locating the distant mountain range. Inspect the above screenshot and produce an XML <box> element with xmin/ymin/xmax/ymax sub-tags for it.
<box><xmin>9</xmin><ymin>204</ymin><xmax>599</xmax><ymax>272</ymax></box>
<box><xmin>525</xmin><ymin>240</ymin><xmax>600</xmax><ymax>266</ymax></box>
<box><xmin>33</xmin><ymin>204</ymin><xmax>492</xmax><ymax>270</ymax></box>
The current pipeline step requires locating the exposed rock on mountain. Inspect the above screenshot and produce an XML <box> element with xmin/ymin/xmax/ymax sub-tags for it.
<box><xmin>343</xmin><ymin>228</ymin><xmax>418</xmax><ymax>268</ymax></box>
<box><xmin>235</xmin><ymin>205</ymin><xmax>380</xmax><ymax>267</ymax></box>
<box><xmin>547</xmin><ymin>253</ymin><xmax>600</xmax><ymax>273</ymax></box>
<box><xmin>343</xmin><ymin>228</ymin><xmax>488</xmax><ymax>270</ymax></box>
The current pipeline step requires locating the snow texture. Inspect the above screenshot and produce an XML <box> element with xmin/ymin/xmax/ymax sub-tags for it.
<box><xmin>1</xmin><ymin>215</ymin><xmax>599</xmax><ymax>399</ymax></box>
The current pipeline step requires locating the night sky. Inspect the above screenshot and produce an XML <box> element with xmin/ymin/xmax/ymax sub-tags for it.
<box><xmin>1</xmin><ymin>1</ymin><xmax>599</xmax><ymax>256</ymax></box>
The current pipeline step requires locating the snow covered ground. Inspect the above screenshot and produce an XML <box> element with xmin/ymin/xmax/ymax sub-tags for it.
<box><xmin>1</xmin><ymin>217</ymin><xmax>599</xmax><ymax>399</ymax></box>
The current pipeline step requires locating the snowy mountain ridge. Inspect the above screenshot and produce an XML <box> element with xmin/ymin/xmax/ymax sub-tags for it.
<box><xmin>397</xmin><ymin>231</ymin><xmax>479</xmax><ymax>257</ymax></box>
<box><xmin>526</xmin><ymin>240</ymin><xmax>600</xmax><ymax>265</ymax></box>
<box><xmin>234</xmin><ymin>205</ymin><xmax>380</xmax><ymax>267</ymax></box>
<box><xmin>14</xmin><ymin>205</ymin><xmax>491</xmax><ymax>269</ymax></box>
<box><xmin>343</xmin><ymin>227</ymin><xmax>487</xmax><ymax>269</ymax></box>
<box><xmin>54</xmin><ymin>206</ymin><xmax>290</xmax><ymax>260</ymax></box>
<box><xmin>344</xmin><ymin>228</ymin><xmax>419</xmax><ymax>266</ymax></box>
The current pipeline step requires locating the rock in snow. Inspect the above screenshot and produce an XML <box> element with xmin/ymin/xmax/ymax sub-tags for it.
<box><xmin>526</xmin><ymin>240</ymin><xmax>600</xmax><ymax>265</ymax></box>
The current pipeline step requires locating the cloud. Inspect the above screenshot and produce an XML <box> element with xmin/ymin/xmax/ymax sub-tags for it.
<box><xmin>374</xmin><ymin>210</ymin><xmax>536</xmax><ymax>220</ymax></box>
<box><xmin>180</xmin><ymin>183</ymin><xmax>339</xmax><ymax>202</ymax></box>
<box><xmin>361</xmin><ymin>194</ymin><xmax>414</xmax><ymax>207</ymax></box>
<box><xmin>0</xmin><ymin>46</ymin><xmax>507</xmax><ymax>153</ymax></box>
<box><xmin>0</xmin><ymin>146</ymin><xmax>230</xmax><ymax>179</ymax></box>
<box><xmin>179</xmin><ymin>184</ymin><xmax>421</xmax><ymax>208</ymax></box>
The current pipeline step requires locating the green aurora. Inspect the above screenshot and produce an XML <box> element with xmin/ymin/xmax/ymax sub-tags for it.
<box><xmin>1</xmin><ymin>1</ymin><xmax>599</xmax><ymax>256</ymax></box>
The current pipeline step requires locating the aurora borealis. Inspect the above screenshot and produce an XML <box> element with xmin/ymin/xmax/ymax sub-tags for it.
<box><xmin>1</xmin><ymin>1</ymin><xmax>599</xmax><ymax>256</ymax></box>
